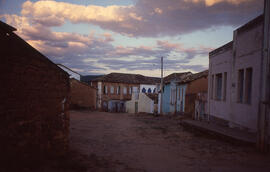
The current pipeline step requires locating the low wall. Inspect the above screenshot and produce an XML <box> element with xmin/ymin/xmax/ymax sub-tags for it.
<box><xmin>70</xmin><ymin>79</ymin><xmax>97</xmax><ymax>110</ymax></box>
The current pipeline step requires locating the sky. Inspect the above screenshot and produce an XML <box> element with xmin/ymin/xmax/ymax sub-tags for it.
<box><xmin>0</xmin><ymin>0</ymin><xmax>264</xmax><ymax>77</ymax></box>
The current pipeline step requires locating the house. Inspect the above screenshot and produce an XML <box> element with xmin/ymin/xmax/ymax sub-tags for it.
<box><xmin>159</xmin><ymin>72</ymin><xmax>192</xmax><ymax>114</ymax></box>
<box><xmin>80</xmin><ymin>75</ymin><xmax>104</xmax><ymax>86</ymax></box>
<box><xmin>208</xmin><ymin>14</ymin><xmax>270</xmax><ymax>134</ymax></box>
<box><xmin>126</xmin><ymin>92</ymin><xmax>158</xmax><ymax>114</ymax></box>
<box><xmin>159</xmin><ymin>70</ymin><xmax>208</xmax><ymax>115</ymax></box>
<box><xmin>91</xmin><ymin>73</ymin><xmax>160</xmax><ymax>112</ymax></box>
<box><xmin>70</xmin><ymin>78</ymin><xmax>97</xmax><ymax>110</ymax></box>
<box><xmin>178</xmin><ymin>70</ymin><xmax>208</xmax><ymax>118</ymax></box>
<box><xmin>0</xmin><ymin>21</ymin><xmax>70</xmax><ymax>162</ymax></box>
<box><xmin>140</xmin><ymin>84</ymin><xmax>159</xmax><ymax>93</ymax></box>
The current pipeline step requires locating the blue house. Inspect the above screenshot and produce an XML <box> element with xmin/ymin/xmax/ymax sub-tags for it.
<box><xmin>159</xmin><ymin>70</ymin><xmax>208</xmax><ymax>115</ymax></box>
<box><xmin>176</xmin><ymin>84</ymin><xmax>188</xmax><ymax>113</ymax></box>
<box><xmin>159</xmin><ymin>72</ymin><xmax>191</xmax><ymax>114</ymax></box>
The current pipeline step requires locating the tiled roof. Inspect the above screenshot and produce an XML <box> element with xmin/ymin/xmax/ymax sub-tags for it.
<box><xmin>80</xmin><ymin>75</ymin><xmax>105</xmax><ymax>83</ymax></box>
<box><xmin>164</xmin><ymin>72</ymin><xmax>192</xmax><ymax>83</ymax></box>
<box><xmin>179</xmin><ymin>70</ymin><xmax>208</xmax><ymax>84</ymax></box>
<box><xmin>70</xmin><ymin>78</ymin><xmax>97</xmax><ymax>89</ymax></box>
<box><xmin>93</xmin><ymin>73</ymin><xmax>160</xmax><ymax>84</ymax></box>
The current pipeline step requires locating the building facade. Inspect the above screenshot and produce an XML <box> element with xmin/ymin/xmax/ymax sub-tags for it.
<box><xmin>140</xmin><ymin>84</ymin><xmax>158</xmax><ymax>93</ymax></box>
<box><xmin>159</xmin><ymin>72</ymin><xmax>192</xmax><ymax>114</ymax></box>
<box><xmin>159</xmin><ymin>71</ymin><xmax>208</xmax><ymax>115</ymax></box>
<box><xmin>208</xmin><ymin>14</ymin><xmax>269</xmax><ymax>132</ymax></box>
<box><xmin>92</xmin><ymin>73</ymin><xmax>160</xmax><ymax>112</ymax></box>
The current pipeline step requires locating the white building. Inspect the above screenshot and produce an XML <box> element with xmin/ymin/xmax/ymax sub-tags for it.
<box><xmin>139</xmin><ymin>84</ymin><xmax>158</xmax><ymax>93</ymax></box>
<box><xmin>57</xmin><ymin>64</ymin><xmax>81</xmax><ymax>80</ymax></box>
<box><xmin>126</xmin><ymin>93</ymin><xmax>158</xmax><ymax>114</ymax></box>
<box><xmin>208</xmin><ymin>13</ymin><xmax>270</xmax><ymax>135</ymax></box>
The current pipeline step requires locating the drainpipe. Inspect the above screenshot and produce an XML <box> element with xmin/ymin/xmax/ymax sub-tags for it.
<box><xmin>257</xmin><ymin>0</ymin><xmax>270</xmax><ymax>152</ymax></box>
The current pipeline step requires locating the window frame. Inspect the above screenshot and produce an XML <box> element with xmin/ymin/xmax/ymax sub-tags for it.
<box><xmin>215</xmin><ymin>73</ymin><xmax>222</xmax><ymax>101</ymax></box>
<box><xmin>237</xmin><ymin>69</ymin><xmax>244</xmax><ymax>103</ymax></box>
<box><xmin>110</xmin><ymin>86</ymin><xmax>114</xmax><ymax>94</ymax></box>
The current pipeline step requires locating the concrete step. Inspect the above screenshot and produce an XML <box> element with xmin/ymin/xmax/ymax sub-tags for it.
<box><xmin>180</xmin><ymin>119</ymin><xmax>257</xmax><ymax>145</ymax></box>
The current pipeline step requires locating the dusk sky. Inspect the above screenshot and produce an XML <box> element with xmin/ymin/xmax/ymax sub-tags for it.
<box><xmin>0</xmin><ymin>0</ymin><xmax>264</xmax><ymax>77</ymax></box>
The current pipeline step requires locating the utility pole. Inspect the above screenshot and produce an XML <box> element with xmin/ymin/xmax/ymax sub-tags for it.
<box><xmin>160</xmin><ymin>56</ymin><xmax>164</xmax><ymax>115</ymax></box>
<box><xmin>257</xmin><ymin>0</ymin><xmax>270</xmax><ymax>152</ymax></box>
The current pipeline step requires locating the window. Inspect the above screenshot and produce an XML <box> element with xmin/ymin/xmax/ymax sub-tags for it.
<box><xmin>123</xmin><ymin>87</ymin><xmax>127</xmax><ymax>94</ymax></box>
<box><xmin>223</xmin><ymin>72</ymin><xmax>227</xmax><ymax>101</ymax></box>
<box><xmin>117</xmin><ymin>86</ymin><xmax>120</xmax><ymax>95</ymax></box>
<box><xmin>153</xmin><ymin>88</ymin><xmax>156</xmax><ymax>93</ymax></box>
<box><xmin>135</xmin><ymin>93</ymin><xmax>139</xmax><ymax>100</ymax></box>
<box><xmin>215</xmin><ymin>73</ymin><xmax>222</xmax><ymax>100</ymax></box>
<box><xmin>178</xmin><ymin>88</ymin><xmax>181</xmax><ymax>100</ymax></box>
<box><xmin>245</xmin><ymin>68</ymin><xmax>252</xmax><ymax>104</ymax></box>
<box><xmin>142</xmin><ymin>87</ymin><xmax>146</xmax><ymax>93</ymax></box>
<box><xmin>181</xmin><ymin>88</ymin><xmax>184</xmax><ymax>101</ymax></box>
<box><xmin>103</xmin><ymin>85</ymin><xmax>108</xmax><ymax>95</ymax></box>
<box><xmin>147</xmin><ymin>88</ymin><xmax>152</xmax><ymax>93</ymax></box>
<box><xmin>237</xmin><ymin>69</ymin><xmax>244</xmax><ymax>103</ymax></box>
<box><xmin>211</xmin><ymin>75</ymin><xmax>214</xmax><ymax>99</ymax></box>
<box><xmin>129</xmin><ymin>87</ymin><xmax>132</xmax><ymax>94</ymax></box>
<box><xmin>110</xmin><ymin>86</ymin><xmax>114</xmax><ymax>94</ymax></box>
<box><xmin>133</xmin><ymin>86</ymin><xmax>138</xmax><ymax>93</ymax></box>
<box><xmin>170</xmin><ymin>88</ymin><xmax>176</xmax><ymax>104</ymax></box>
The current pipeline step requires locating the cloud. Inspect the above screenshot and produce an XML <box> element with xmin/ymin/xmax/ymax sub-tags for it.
<box><xmin>187</xmin><ymin>0</ymin><xmax>253</xmax><ymax>6</ymax></box>
<box><xmin>18</xmin><ymin>0</ymin><xmax>263</xmax><ymax>37</ymax></box>
<box><xmin>2</xmin><ymin>0</ymin><xmax>257</xmax><ymax>76</ymax></box>
<box><xmin>1</xmin><ymin>12</ymin><xmax>212</xmax><ymax>75</ymax></box>
<box><xmin>21</xmin><ymin>0</ymin><xmax>136</xmax><ymax>24</ymax></box>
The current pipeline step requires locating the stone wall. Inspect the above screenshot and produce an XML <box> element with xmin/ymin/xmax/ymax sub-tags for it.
<box><xmin>0</xmin><ymin>22</ymin><xmax>70</xmax><ymax>164</ymax></box>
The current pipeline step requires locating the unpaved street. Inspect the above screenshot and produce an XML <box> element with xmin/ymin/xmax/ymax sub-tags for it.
<box><xmin>70</xmin><ymin>111</ymin><xmax>270</xmax><ymax>172</ymax></box>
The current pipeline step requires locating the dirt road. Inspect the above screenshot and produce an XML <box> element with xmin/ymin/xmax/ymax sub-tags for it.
<box><xmin>70</xmin><ymin>111</ymin><xmax>270</xmax><ymax>172</ymax></box>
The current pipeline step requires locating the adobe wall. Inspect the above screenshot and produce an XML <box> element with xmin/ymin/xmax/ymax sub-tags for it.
<box><xmin>0</xmin><ymin>27</ymin><xmax>70</xmax><ymax>163</ymax></box>
<box><xmin>70</xmin><ymin>79</ymin><xmax>97</xmax><ymax>110</ymax></box>
<box><xmin>184</xmin><ymin>77</ymin><xmax>208</xmax><ymax>116</ymax></box>
<box><xmin>186</xmin><ymin>77</ymin><xmax>208</xmax><ymax>95</ymax></box>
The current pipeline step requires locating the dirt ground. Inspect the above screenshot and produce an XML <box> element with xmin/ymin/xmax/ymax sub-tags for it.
<box><xmin>66</xmin><ymin>110</ymin><xmax>270</xmax><ymax>172</ymax></box>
